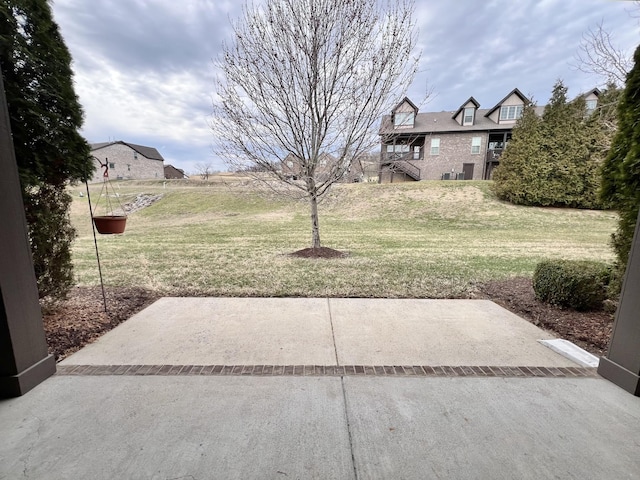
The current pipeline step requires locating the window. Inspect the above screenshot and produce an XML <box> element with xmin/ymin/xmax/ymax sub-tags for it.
<box><xmin>387</xmin><ymin>144</ymin><xmax>410</xmax><ymax>153</ymax></box>
<box><xmin>471</xmin><ymin>137</ymin><xmax>481</xmax><ymax>154</ymax></box>
<box><xmin>586</xmin><ymin>99</ymin><xmax>597</xmax><ymax>114</ymax></box>
<box><xmin>499</xmin><ymin>105</ymin><xmax>523</xmax><ymax>121</ymax></box>
<box><xmin>463</xmin><ymin>107</ymin><xmax>474</xmax><ymax>125</ymax></box>
<box><xmin>127</xmin><ymin>164</ymin><xmax>131</xmax><ymax>171</ymax></box>
<box><xmin>430</xmin><ymin>138</ymin><xmax>440</xmax><ymax>155</ymax></box>
<box><xmin>394</xmin><ymin>112</ymin><xmax>414</xmax><ymax>127</ymax></box>
<box><xmin>109</xmin><ymin>162</ymin><xmax>115</xmax><ymax>169</ymax></box>
<box><xmin>413</xmin><ymin>146</ymin><xmax>421</xmax><ymax>160</ymax></box>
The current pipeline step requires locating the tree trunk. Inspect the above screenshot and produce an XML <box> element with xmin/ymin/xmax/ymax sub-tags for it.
<box><xmin>309</xmin><ymin>194</ymin><xmax>321</xmax><ymax>249</ymax></box>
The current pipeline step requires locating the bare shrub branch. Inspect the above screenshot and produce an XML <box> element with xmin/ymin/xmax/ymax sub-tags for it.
<box><xmin>572</xmin><ymin>20</ymin><xmax>632</xmax><ymax>86</ymax></box>
<box><xmin>194</xmin><ymin>162</ymin><xmax>215</xmax><ymax>180</ymax></box>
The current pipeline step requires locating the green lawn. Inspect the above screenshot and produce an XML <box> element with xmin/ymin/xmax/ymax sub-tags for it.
<box><xmin>69</xmin><ymin>179</ymin><xmax>617</xmax><ymax>298</ymax></box>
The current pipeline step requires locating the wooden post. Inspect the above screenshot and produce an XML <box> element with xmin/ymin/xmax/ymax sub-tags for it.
<box><xmin>0</xmin><ymin>71</ymin><xmax>56</xmax><ymax>397</ymax></box>
<box><xmin>598</xmin><ymin>210</ymin><xmax>640</xmax><ymax>396</ymax></box>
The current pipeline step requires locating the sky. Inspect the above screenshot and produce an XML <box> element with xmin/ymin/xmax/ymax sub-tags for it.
<box><xmin>50</xmin><ymin>0</ymin><xmax>639</xmax><ymax>175</ymax></box>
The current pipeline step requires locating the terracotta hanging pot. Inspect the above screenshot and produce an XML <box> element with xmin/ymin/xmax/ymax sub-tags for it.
<box><xmin>92</xmin><ymin>215</ymin><xmax>127</xmax><ymax>234</ymax></box>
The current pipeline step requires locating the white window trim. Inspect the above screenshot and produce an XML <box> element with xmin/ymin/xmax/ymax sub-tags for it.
<box><xmin>499</xmin><ymin>105</ymin><xmax>523</xmax><ymax>121</ymax></box>
<box><xmin>394</xmin><ymin>112</ymin><xmax>415</xmax><ymax>128</ymax></box>
<box><xmin>387</xmin><ymin>144</ymin><xmax>410</xmax><ymax>153</ymax></box>
<box><xmin>471</xmin><ymin>137</ymin><xmax>481</xmax><ymax>154</ymax></box>
<box><xmin>430</xmin><ymin>138</ymin><xmax>440</xmax><ymax>155</ymax></box>
<box><xmin>463</xmin><ymin>107</ymin><xmax>474</xmax><ymax>125</ymax></box>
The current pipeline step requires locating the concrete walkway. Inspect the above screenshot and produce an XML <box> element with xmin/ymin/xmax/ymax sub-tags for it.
<box><xmin>2</xmin><ymin>298</ymin><xmax>640</xmax><ymax>479</ymax></box>
<box><xmin>58</xmin><ymin>298</ymin><xmax>578</xmax><ymax>367</ymax></box>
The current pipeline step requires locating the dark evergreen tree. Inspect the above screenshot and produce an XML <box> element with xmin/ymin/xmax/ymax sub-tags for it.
<box><xmin>601</xmin><ymin>43</ymin><xmax>640</xmax><ymax>281</ymax></box>
<box><xmin>493</xmin><ymin>80</ymin><xmax>608</xmax><ymax>209</ymax></box>
<box><xmin>0</xmin><ymin>0</ymin><xmax>93</xmax><ymax>299</ymax></box>
<box><xmin>540</xmin><ymin>81</ymin><xmax>603</xmax><ymax>208</ymax></box>
<box><xmin>491</xmin><ymin>103</ymin><xmax>543</xmax><ymax>204</ymax></box>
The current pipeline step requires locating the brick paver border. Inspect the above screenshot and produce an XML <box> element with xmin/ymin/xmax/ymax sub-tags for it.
<box><xmin>56</xmin><ymin>365</ymin><xmax>598</xmax><ymax>378</ymax></box>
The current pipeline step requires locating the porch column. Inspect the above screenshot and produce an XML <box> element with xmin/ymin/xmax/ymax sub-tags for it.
<box><xmin>598</xmin><ymin>210</ymin><xmax>640</xmax><ymax>396</ymax></box>
<box><xmin>0</xmin><ymin>72</ymin><xmax>56</xmax><ymax>398</ymax></box>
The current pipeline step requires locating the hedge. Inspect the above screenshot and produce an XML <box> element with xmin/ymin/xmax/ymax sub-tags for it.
<box><xmin>532</xmin><ymin>260</ymin><xmax>611</xmax><ymax>311</ymax></box>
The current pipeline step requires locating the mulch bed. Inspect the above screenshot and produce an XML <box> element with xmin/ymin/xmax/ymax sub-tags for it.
<box><xmin>43</xmin><ymin>286</ymin><xmax>159</xmax><ymax>361</ymax></box>
<box><xmin>476</xmin><ymin>277</ymin><xmax>614</xmax><ymax>356</ymax></box>
<box><xmin>289</xmin><ymin>247</ymin><xmax>348</xmax><ymax>258</ymax></box>
<box><xmin>42</xmin><ymin>277</ymin><xmax>614</xmax><ymax>362</ymax></box>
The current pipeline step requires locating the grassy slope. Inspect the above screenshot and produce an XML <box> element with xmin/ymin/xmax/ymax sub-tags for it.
<box><xmin>69</xmin><ymin>179</ymin><xmax>617</xmax><ymax>298</ymax></box>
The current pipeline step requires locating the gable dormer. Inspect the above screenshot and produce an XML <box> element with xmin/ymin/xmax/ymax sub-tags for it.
<box><xmin>452</xmin><ymin>97</ymin><xmax>480</xmax><ymax>126</ymax></box>
<box><xmin>485</xmin><ymin>88</ymin><xmax>529</xmax><ymax>124</ymax></box>
<box><xmin>583</xmin><ymin>88</ymin><xmax>600</xmax><ymax>115</ymax></box>
<box><xmin>392</xmin><ymin>97</ymin><xmax>419</xmax><ymax>128</ymax></box>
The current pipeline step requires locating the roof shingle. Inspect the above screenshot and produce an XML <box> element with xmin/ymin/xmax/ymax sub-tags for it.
<box><xmin>90</xmin><ymin>141</ymin><xmax>164</xmax><ymax>161</ymax></box>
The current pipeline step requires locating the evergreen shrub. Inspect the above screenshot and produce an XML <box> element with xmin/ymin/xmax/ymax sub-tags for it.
<box><xmin>532</xmin><ymin>260</ymin><xmax>611</xmax><ymax>311</ymax></box>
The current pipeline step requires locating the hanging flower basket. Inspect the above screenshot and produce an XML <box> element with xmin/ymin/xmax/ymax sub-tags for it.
<box><xmin>89</xmin><ymin>158</ymin><xmax>128</xmax><ymax>235</ymax></box>
<box><xmin>92</xmin><ymin>215</ymin><xmax>127</xmax><ymax>234</ymax></box>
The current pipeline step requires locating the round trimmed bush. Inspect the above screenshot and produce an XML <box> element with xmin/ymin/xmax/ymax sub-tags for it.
<box><xmin>532</xmin><ymin>260</ymin><xmax>611</xmax><ymax>311</ymax></box>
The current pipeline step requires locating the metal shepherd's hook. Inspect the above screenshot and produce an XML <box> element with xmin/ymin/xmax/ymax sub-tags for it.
<box><xmin>100</xmin><ymin>159</ymin><xmax>109</xmax><ymax>179</ymax></box>
<box><xmin>86</xmin><ymin>156</ymin><xmax>108</xmax><ymax>313</ymax></box>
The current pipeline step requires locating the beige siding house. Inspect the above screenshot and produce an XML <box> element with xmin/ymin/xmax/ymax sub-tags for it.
<box><xmin>90</xmin><ymin>141</ymin><xmax>165</xmax><ymax>183</ymax></box>
<box><xmin>378</xmin><ymin>87</ymin><xmax>599</xmax><ymax>182</ymax></box>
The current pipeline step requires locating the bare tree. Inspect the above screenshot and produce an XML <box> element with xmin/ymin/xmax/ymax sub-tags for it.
<box><xmin>573</xmin><ymin>20</ymin><xmax>633</xmax><ymax>86</ymax></box>
<box><xmin>212</xmin><ymin>0</ymin><xmax>419</xmax><ymax>249</ymax></box>
<box><xmin>194</xmin><ymin>162</ymin><xmax>215</xmax><ymax>180</ymax></box>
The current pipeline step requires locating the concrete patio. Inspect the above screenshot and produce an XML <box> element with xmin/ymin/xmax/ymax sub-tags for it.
<box><xmin>1</xmin><ymin>298</ymin><xmax>639</xmax><ymax>479</ymax></box>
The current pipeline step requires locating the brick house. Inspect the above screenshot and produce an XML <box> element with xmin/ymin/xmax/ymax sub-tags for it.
<box><xmin>378</xmin><ymin>88</ymin><xmax>600</xmax><ymax>182</ymax></box>
<box><xmin>164</xmin><ymin>164</ymin><xmax>187</xmax><ymax>179</ymax></box>
<box><xmin>90</xmin><ymin>141</ymin><xmax>165</xmax><ymax>183</ymax></box>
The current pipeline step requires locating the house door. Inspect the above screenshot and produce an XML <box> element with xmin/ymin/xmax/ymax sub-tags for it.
<box><xmin>462</xmin><ymin>163</ymin><xmax>474</xmax><ymax>180</ymax></box>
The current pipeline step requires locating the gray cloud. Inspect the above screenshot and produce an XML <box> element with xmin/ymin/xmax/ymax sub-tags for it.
<box><xmin>51</xmin><ymin>0</ymin><xmax>639</xmax><ymax>173</ymax></box>
<box><xmin>55</xmin><ymin>0</ymin><xmax>233</xmax><ymax>74</ymax></box>
<box><xmin>412</xmin><ymin>0</ymin><xmax>638</xmax><ymax>111</ymax></box>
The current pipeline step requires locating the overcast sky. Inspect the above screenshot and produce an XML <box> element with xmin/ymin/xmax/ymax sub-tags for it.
<box><xmin>51</xmin><ymin>0</ymin><xmax>639</xmax><ymax>175</ymax></box>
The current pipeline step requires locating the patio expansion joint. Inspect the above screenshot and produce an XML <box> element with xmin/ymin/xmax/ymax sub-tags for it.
<box><xmin>327</xmin><ymin>299</ymin><xmax>359</xmax><ymax>479</ymax></box>
<box><xmin>55</xmin><ymin>364</ymin><xmax>599</xmax><ymax>378</ymax></box>
<box><xmin>327</xmin><ymin>298</ymin><xmax>341</xmax><ymax>367</ymax></box>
